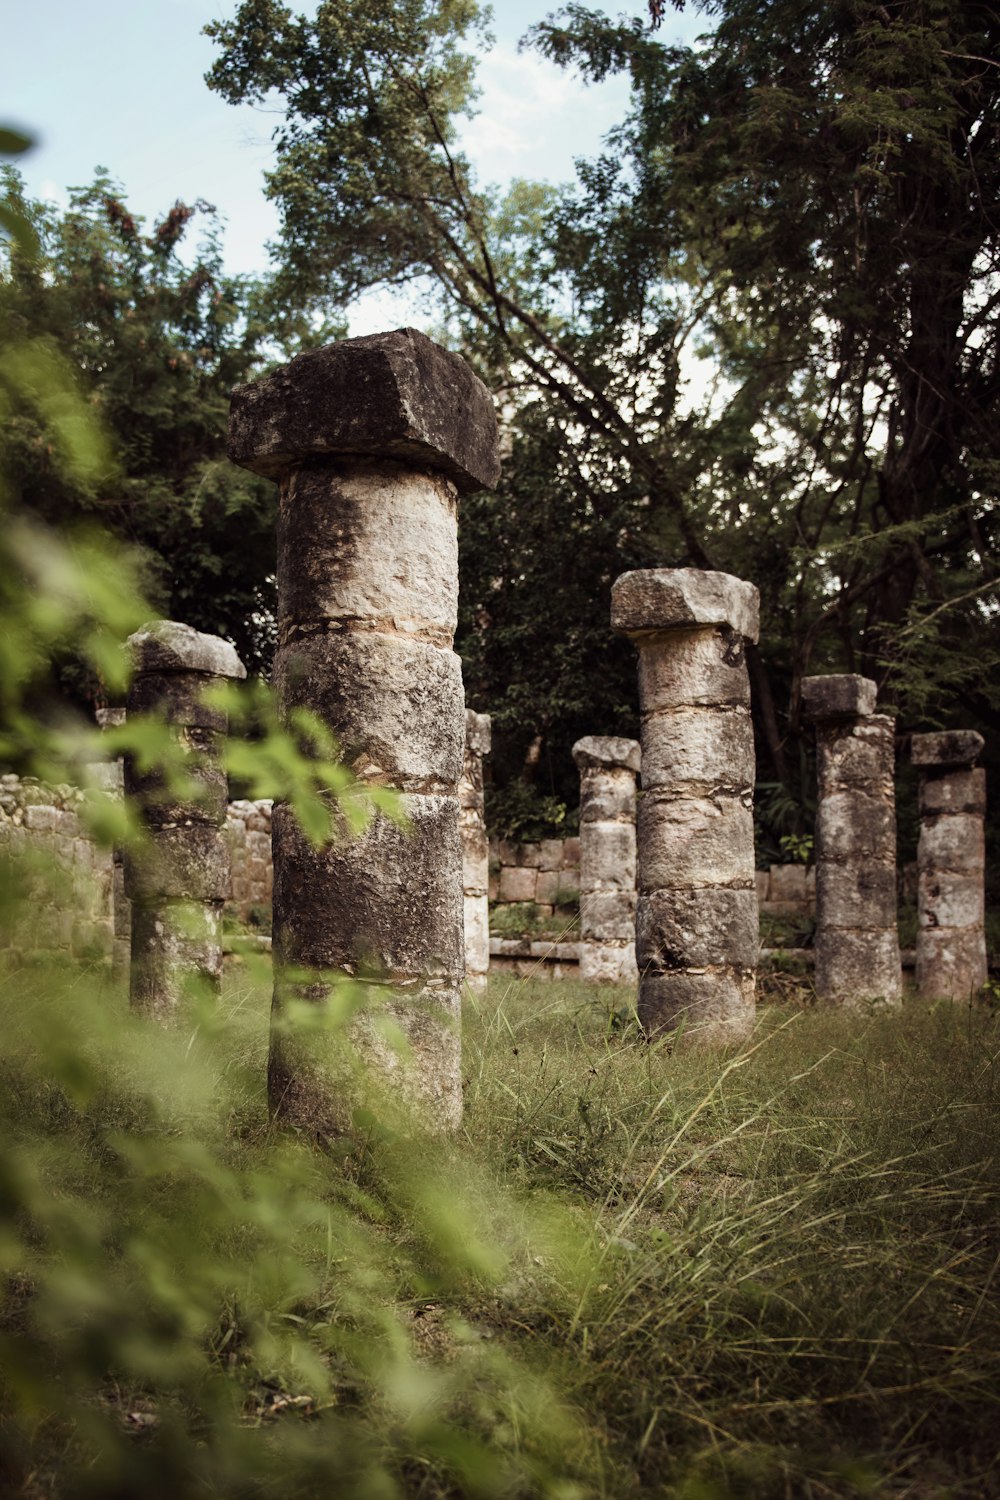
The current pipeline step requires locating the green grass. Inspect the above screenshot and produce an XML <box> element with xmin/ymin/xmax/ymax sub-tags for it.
<box><xmin>2</xmin><ymin>960</ymin><xmax>999</xmax><ymax>1498</ymax></box>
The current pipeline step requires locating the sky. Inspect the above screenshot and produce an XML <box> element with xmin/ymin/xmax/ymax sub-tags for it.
<box><xmin>3</xmin><ymin>0</ymin><xmax>702</xmax><ymax>333</ymax></box>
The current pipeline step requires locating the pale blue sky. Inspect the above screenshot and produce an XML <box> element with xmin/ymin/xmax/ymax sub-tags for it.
<box><xmin>4</xmin><ymin>0</ymin><xmax>702</xmax><ymax>330</ymax></box>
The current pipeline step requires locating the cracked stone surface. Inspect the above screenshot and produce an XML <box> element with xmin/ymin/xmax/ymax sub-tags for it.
<box><xmin>913</xmin><ymin>732</ymin><xmax>986</xmax><ymax>1001</ymax></box>
<box><xmin>230</xmin><ymin>331</ymin><xmax>500</xmax><ymax>1133</ymax></box>
<box><xmin>572</xmin><ymin>736</ymin><xmax>639</xmax><ymax>985</ymax></box>
<box><xmin>613</xmin><ymin>569</ymin><xmax>759</xmax><ymax>1042</ymax></box>
<box><xmin>804</xmin><ymin>677</ymin><xmax>901</xmax><ymax>1008</ymax></box>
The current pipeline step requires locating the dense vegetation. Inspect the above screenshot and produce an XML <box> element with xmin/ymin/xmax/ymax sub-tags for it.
<box><xmin>203</xmin><ymin>0</ymin><xmax>1000</xmax><ymax>848</ymax></box>
<box><xmin>3</xmin><ymin>966</ymin><xmax>999</xmax><ymax>1497</ymax></box>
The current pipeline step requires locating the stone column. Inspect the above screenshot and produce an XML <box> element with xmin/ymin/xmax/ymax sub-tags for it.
<box><xmin>460</xmin><ymin>709</ymin><xmax>492</xmax><ymax>992</ymax></box>
<box><xmin>228</xmin><ymin>328</ymin><xmax>500</xmax><ymax>1135</ymax></box>
<box><xmin>611</xmin><ymin>569</ymin><xmax>760</xmax><ymax>1043</ymax></box>
<box><xmin>801</xmin><ymin>674</ymin><xmax>902</xmax><ymax>1008</ymax></box>
<box><xmin>123</xmin><ymin>622</ymin><xmax>246</xmax><ymax>1017</ymax></box>
<box><xmin>912</xmin><ymin>730</ymin><xmax>987</xmax><ymax>1001</ymax></box>
<box><xmin>571</xmin><ymin>736</ymin><xmax>640</xmax><ymax>984</ymax></box>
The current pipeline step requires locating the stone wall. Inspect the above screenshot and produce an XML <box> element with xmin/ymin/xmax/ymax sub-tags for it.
<box><xmin>0</xmin><ymin>775</ymin><xmax>274</xmax><ymax>959</ymax></box>
<box><xmin>488</xmin><ymin>836</ymin><xmax>581</xmax><ymax>919</ymax></box>
<box><xmin>756</xmin><ymin>864</ymin><xmax>816</xmax><ymax>918</ymax></box>
<box><xmin>0</xmin><ymin>775</ymin><xmax>115</xmax><ymax>961</ymax></box>
<box><xmin>224</xmin><ymin>800</ymin><xmax>274</xmax><ymax>922</ymax></box>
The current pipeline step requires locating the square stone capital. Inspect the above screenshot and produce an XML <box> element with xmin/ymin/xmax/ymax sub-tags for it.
<box><xmin>572</xmin><ymin>735</ymin><xmax>641</xmax><ymax>774</ymax></box>
<box><xmin>911</xmin><ymin>729</ymin><xmax>984</xmax><ymax>769</ymax></box>
<box><xmin>228</xmin><ymin>328</ymin><xmax>501</xmax><ymax>494</ymax></box>
<box><xmin>127</xmin><ymin>621</ymin><xmax>246</xmax><ymax>680</ymax></box>
<box><xmin>465</xmin><ymin>709</ymin><xmax>492</xmax><ymax>757</ymax></box>
<box><xmin>801</xmin><ymin>673</ymin><xmax>876</xmax><ymax>722</ymax></box>
<box><xmin>610</xmin><ymin>569</ymin><xmax>759</xmax><ymax>643</ymax></box>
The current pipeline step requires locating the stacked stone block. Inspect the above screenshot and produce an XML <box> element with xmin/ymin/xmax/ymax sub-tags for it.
<box><xmin>801</xmin><ymin>674</ymin><xmax>902</xmax><ymax>1008</ymax></box>
<box><xmin>460</xmin><ymin>710</ymin><xmax>492</xmax><ymax>991</ymax></box>
<box><xmin>490</xmin><ymin>837</ymin><xmax>580</xmax><ymax>912</ymax></box>
<box><xmin>225</xmin><ymin>800</ymin><xmax>274</xmax><ymax>921</ymax></box>
<box><xmin>124</xmin><ymin>621</ymin><xmax>246</xmax><ymax>1016</ymax></box>
<box><xmin>912</xmin><ymin>730</ymin><xmax>987</xmax><ymax>1001</ymax></box>
<box><xmin>612</xmin><ymin>568</ymin><xmax>760</xmax><ymax>1042</ymax></box>
<box><xmin>229</xmin><ymin>328</ymin><xmax>500</xmax><ymax>1134</ymax></box>
<box><xmin>0</xmin><ymin>776</ymin><xmax>115</xmax><ymax>961</ymax></box>
<box><xmin>572</xmin><ymin>735</ymin><xmax>640</xmax><ymax>983</ymax></box>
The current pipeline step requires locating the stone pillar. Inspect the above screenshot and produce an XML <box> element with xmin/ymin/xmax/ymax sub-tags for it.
<box><xmin>460</xmin><ymin>709</ymin><xmax>492</xmax><ymax>992</ymax></box>
<box><xmin>571</xmin><ymin>736</ymin><xmax>640</xmax><ymax>984</ymax></box>
<box><xmin>611</xmin><ymin>569</ymin><xmax>759</xmax><ymax>1042</ymax></box>
<box><xmin>96</xmin><ymin>706</ymin><xmax>131</xmax><ymax>975</ymax></box>
<box><xmin>228</xmin><ymin>328</ymin><xmax>500</xmax><ymax>1135</ymax></box>
<box><xmin>123</xmin><ymin>622</ymin><xmax>246</xmax><ymax>1017</ymax></box>
<box><xmin>911</xmin><ymin>730</ymin><xmax>987</xmax><ymax>1001</ymax></box>
<box><xmin>801</xmin><ymin>674</ymin><xmax>902</xmax><ymax>1008</ymax></box>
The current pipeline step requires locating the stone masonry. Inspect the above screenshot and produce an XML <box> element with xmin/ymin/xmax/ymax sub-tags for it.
<box><xmin>460</xmin><ymin>710</ymin><xmax>492</xmax><ymax>991</ymax></box>
<box><xmin>912</xmin><ymin>730</ymin><xmax>987</xmax><ymax>1001</ymax></box>
<box><xmin>801</xmin><ymin>674</ymin><xmax>902</xmax><ymax>1008</ymax></box>
<box><xmin>612</xmin><ymin>568</ymin><xmax>760</xmax><ymax>1042</ymax></box>
<box><xmin>572</xmin><ymin>735</ymin><xmax>640</xmax><ymax>983</ymax></box>
<box><xmin>229</xmin><ymin>328</ymin><xmax>500</xmax><ymax>1134</ymax></box>
<box><xmin>124</xmin><ymin>621</ymin><xmax>246</xmax><ymax>1017</ymax></box>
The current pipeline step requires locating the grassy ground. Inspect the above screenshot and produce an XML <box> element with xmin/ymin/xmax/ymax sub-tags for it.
<box><xmin>2</xmin><ymin>960</ymin><xmax>999</xmax><ymax>1498</ymax></box>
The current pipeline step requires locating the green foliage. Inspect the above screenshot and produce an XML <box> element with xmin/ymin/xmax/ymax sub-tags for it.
<box><xmin>0</xmin><ymin>167</ymin><xmax>279</xmax><ymax>678</ymax></box>
<box><xmin>204</xmin><ymin>0</ymin><xmax>999</xmax><ymax>855</ymax></box>
<box><xmin>464</xmin><ymin>978</ymin><xmax>1000</xmax><ymax>1495</ymax></box>
<box><xmin>0</xmin><ymin>966</ymin><xmax>598</xmax><ymax>1499</ymax></box>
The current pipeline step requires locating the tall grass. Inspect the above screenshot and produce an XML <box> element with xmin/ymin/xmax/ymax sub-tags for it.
<box><xmin>2</xmin><ymin>956</ymin><xmax>999</xmax><ymax>1497</ymax></box>
<box><xmin>464</xmin><ymin>980</ymin><xmax>1000</xmax><ymax>1497</ymax></box>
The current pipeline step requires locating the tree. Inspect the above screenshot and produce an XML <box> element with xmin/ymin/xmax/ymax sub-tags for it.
<box><xmin>205</xmin><ymin>0</ymin><xmax>999</xmax><ymax>844</ymax></box>
<box><xmin>0</xmin><ymin>173</ymin><xmax>283</xmax><ymax>681</ymax></box>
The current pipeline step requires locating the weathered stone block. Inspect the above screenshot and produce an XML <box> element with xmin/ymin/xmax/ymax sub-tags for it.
<box><xmin>911</xmin><ymin>729</ymin><xmax>984</xmax><ymax>769</ymax></box>
<box><xmin>637</xmin><ymin>793</ymin><xmax>755</xmax><ymax>890</ymax></box>
<box><xmin>816</xmin><ymin>718</ymin><xmax>895</xmax><ymax>796</ymax></box>
<box><xmin>229</xmin><ymin>327</ymin><xmax>501</xmax><ymax>494</ymax></box>
<box><xmin>125</xmin><ymin>733</ymin><xmax>229</xmax><ymax>828</ymax></box>
<box><xmin>274</xmin><ymin>633</ymin><xmax>465</xmax><ymax>787</ymax></box>
<box><xmin>535</xmin><ymin>869</ymin><xmax>564</xmax><ymax>905</ymax></box>
<box><xmin>636</xmin><ymin>886</ymin><xmax>758</xmax><ymax>971</ymax></box>
<box><xmin>572</xmin><ymin>735</ymin><xmax>641</xmax><ymax>774</ymax></box>
<box><xmin>581</xmin><ymin>889</ymin><xmax>636</xmax><ymax>941</ymax></box>
<box><xmin>580</xmin><ymin>822</ymin><xmax>636</xmax><ymax>892</ymax></box>
<box><xmin>269</xmin><ymin>979</ymin><xmax>463</xmax><ymax>1136</ymax></box>
<box><xmin>915</xmin><ymin>929</ymin><xmax>987</xmax><ymax>1000</ymax></box>
<box><xmin>917</xmin><ymin>870</ymin><xmax>984</xmax><ymax>931</ymax></box>
<box><xmin>636</xmin><ymin>626</ymin><xmax>752</xmax><ymax>710</ymax></box>
<box><xmin>128</xmin><ymin>620</ymin><xmax>246</xmax><ymax>682</ymax></box>
<box><xmin>918</xmin><ymin>768</ymin><xmax>986</xmax><ymax>817</ymax></box>
<box><xmin>538</xmin><ymin>838</ymin><xmax>565</xmax><ymax>871</ymax></box>
<box><xmin>819</xmin><ymin>860</ymin><xmax>897</xmax><ymax>929</ymax></box>
<box><xmin>272</xmin><ymin>794</ymin><xmax>463</xmax><ymax>980</ymax></box>
<box><xmin>124</xmin><ymin>826</ymin><xmax>230</xmax><ymax>905</ymax></box>
<box><xmin>639</xmin><ymin>970</ymin><xmax>755</xmax><ymax>1044</ymax></box>
<box><xmin>814</xmin><ymin>928</ymin><xmax>902</xmax><ymax>1007</ymax></box>
<box><xmin>278</xmin><ymin>465</ymin><xmax>458</xmax><ymax>634</ymax></box>
<box><xmin>129</xmin><ymin>902</ymin><xmax>224</xmax><ymax>1017</ymax></box>
<box><xmin>767</xmin><ymin>864</ymin><xmax>807</xmax><ymax>903</ymax></box>
<box><xmin>562</xmin><ymin>836</ymin><xmax>581</xmax><ymax>867</ymax></box>
<box><xmin>917</xmin><ymin>813</ymin><xmax>985</xmax><ymax>874</ymax></box>
<box><xmin>611</xmin><ymin>568</ymin><xmax>760</xmax><ymax>643</ymax></box>
<box><xmin>499</xmin><ymin>865</ymin><xmax>537</xmax><ymax>903</ymax></box>
<box><xmin>801</xmin><ymin>674</ymin><xmax>876</xmax><ymax>723</ymax></box>
<box><xmin>127</xmin><ymin>670</ymin><xmax>229</xmax><ymax>732</ymax></box>
<box><xmin>816</xmin><ymin>792</ymin><xmax>895</xmax><ymax>862</ymax></box>
<box><xmin>640</xmin><ymin>705</ymin><xmax>754</xmax><ymax>790</ymax></box>
<box><xmin>578</xmin><ymin>769</ymin><xmax>637</xmax><ymax>823</ymax></box>
<box><xmin>580</xmin><ymin>943</ymin><xmax>637</xmax><ymax>985</ymax></box>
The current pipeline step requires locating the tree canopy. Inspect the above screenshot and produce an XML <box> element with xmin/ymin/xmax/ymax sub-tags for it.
<box><xmin>0</xmin><ymin>173</ymin><xmax>281</xmax><ymax>681</ymax></box>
